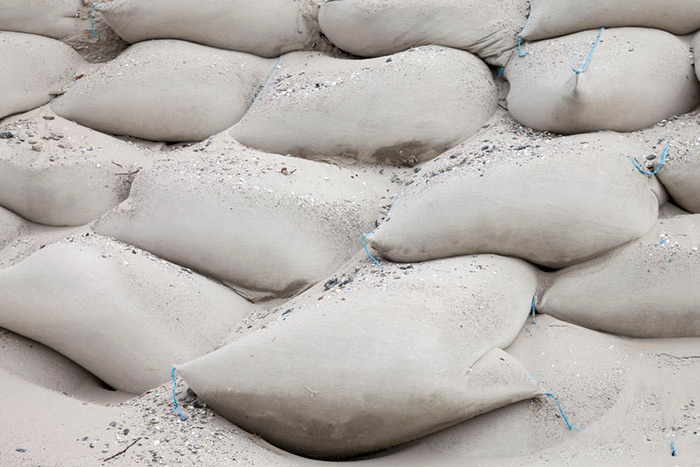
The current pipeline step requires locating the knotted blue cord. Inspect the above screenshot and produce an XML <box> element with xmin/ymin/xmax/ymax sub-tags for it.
<box><xmin>171</xmin><ymin>366</ymin><xmax>188</xmax><ymax>421</ymax></box>
<box><xmin>89</xmin><ymin>3</ymin><xmax>104</xmax><ymax>39</ymax></box>
<box><xmin>531</xmin><ymin>297</ymin><xmax>537</xmax><ymax>325</ymax></box>
<box><xmin>632</xmin><ymin>145</ymin><xmax>670</xmax><ymax>176</ymax></box>
<box><xmin>571</xmin><ymin>28</ymin><xmax>604</xmax><ymax>74</ymax></box>
<box><xmin>517</xmin><ymin>2</ymin><xmax>533</xmax><ymax>57</ymax></box>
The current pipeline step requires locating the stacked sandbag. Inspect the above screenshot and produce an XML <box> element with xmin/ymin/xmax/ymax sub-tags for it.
<box><xmin>52</xmin><ymin>40</ymin><xmax>274</xmax><ymax>142</ymax></box>
<box><xmin>0</xmin><ymin>206</ymin><xmax>28</xmax><ymax>250</ymax></box>
<box><xmin>0</xmin><ymin>0</ymin><xmax>81</xmax><ymax>39</ymax></box>
<box><xmin>694</xmin><ymin>32</ymin><xmax>700</xmax><ymax>86</ymax></box>
<box><xmin>539</xmin><ymin>215</ymin><xmax>700</xmax><ymax>338</ymax></box>
<box><xmin>318</xmin><ymin>0</ymin><xmax>529</xmax><ymax>66</ymax></box>
<box><xmin>0</xmin><ymin>32</ymin><xmax>83</xmax><ymax>120</ymax></box>
<box><xmin>231</xmin><ymin>46</ymin><xmax>497</xmax><ymax>166</ymax></box>
<box><xmin>178</xmin><ymin>255</ymin><xmax>541</xmax><ymax>459</ymax></box>
<box><xmin>521</xmin><ymin>0</ymin><xmax>700</xmax><ymax>41</ymax></box>
<box><xmin>628</xmin><ymin>112</ymin><xmax>700</xmax><ymax>214</ymax></box>
<box><xmin>101</xmin><ymin>0</ymin><xmax>325</xmax><ymax>58</ymax></box>
<box><xmin>366</xmin><ymin>130</ymin><xmax>664</xmax><ymax>269</ymax></box>
<box><xmin>0</xmin><ymin>235</ymin><xmax>255</xmax><ymax>393</ymax></box>
<box><xmin>505</xmin><ymin>28</ymin><xmax>700</xmax><ymax>134</ymax></box>
<box><xmin>0</xmin><ymin>107</ymin><xmax>153</xmax><ymax>226</ymax></box>
<box><xmin>96</xmin><ymin>138</ymin><xmax>397</xmax><ymax>301</ymax></box>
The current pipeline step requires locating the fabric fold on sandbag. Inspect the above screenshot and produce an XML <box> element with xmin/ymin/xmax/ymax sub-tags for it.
<box><xmin>366</xmin><ymin>128</ymin><xmax>663</xmax><ymax>269</ymax></box>
<box><xmin>0</xmin><ymin>32</ymin><xmax>83</xmax><ymax>120</ymax></box>
<box><xmin>101</xmin><ymin>0</ymin><xmax>326</xmax><ymax>58</ymax></box>
<box><xmin>95</xmin><ymin>137</ymin><xmax>397</xmax><ymax>301</ymax></box>
<box><xmin>0</xmin><ymin>235</ymin><xmax>255</xmax><ymax>394</ymax></box>
<box><xmin>318</xmin><ymin>0</ymin><xmax>529</xmax><ymax>66</ymax></box>
<box><xmin>0</xmin><ymin>108</ymin><xmax>152</xmax><ymax>227</ymax></box>
<box><xmin>52</xmin><ymin>40</ymin><xmax>274</xmax><ymax>142</ymax></box>
<box><xmin>505</xmin><ymin>28</ymin><xmax>700</xmax><ymax>134</ymax></box>
<box><xmin>231</xmin><ymin>46</ymin><xmax>497</xmax><ymax>166</ymax></box>
<box><xmin>178</xmin><ymin>255</ymin><xmax>541</xmax><ymax>459</ymax></box>
<box><xmin>540</xmin><ymin>215</ymin><xmax>700</xmax><ymax>338</ymax></box>
<box><xmin>0</xmin><ymin>0</ymin><xmax>82</xmax><ymax>40</ymax></box>
<box><xmin>521</xmin><ymin>0</ymin><xmax>700</xmax><ymax>41</ymax></box>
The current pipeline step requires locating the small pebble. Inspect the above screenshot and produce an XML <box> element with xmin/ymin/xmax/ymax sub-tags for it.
<box><xmin>0</xmin><ymin>131</ymin><xmax>13</xmax><ymax>139</ymax></box>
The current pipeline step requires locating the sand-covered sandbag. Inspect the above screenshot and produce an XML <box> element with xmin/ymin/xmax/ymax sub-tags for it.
<box><xmin>231</xmin><ymin>46</ymin><xmax>497</xmax><ymax>166</ymax></box>
<box><xmin>52</xmin><ymin>40</ymin><xmax>273</xmax><ymax>142</ymax></box>
<box><xmin>628</xmin><ymin>112</ymin><xmax>700</xmax><ymax>214</ymax></box>
<box><xmin>96</xmin><ymin>138</ymin><xmax>396</xmax><ymax>300</ymax></box>
<box><xmin>0</xmin><ymin>235</ymin><xmax>255</xmax><ymax>393</ymax></box>
<box><xmin>0</xmin><ymin>32</ymin><xmax>83</xmax><ymax>120</ymax></box>
<box><xmin>505</xmin><ymin>28</ymin><xmax>700</xmax><ymax>134</ymax></box>
<box><xmin>540</xmin><ymin>215</ymin><xmax>700</xmax><ymax>337</ymax></box>
<box><xmin>0</xmin><ymin>0</ymin><xmax>81</xmax><ymax>39</ymax></box>
<box><xmin>0</xmin><ymin>206</ymin><xmax>28</xmax><ymax>250</ymax></box>
<box><xmin>101</xmin><ymin>0</ymin><xmax>324</xmax><ymax>58</ymax></box>
<box><xmin>0</xmin><ymin>108</ymin><xmax>152</xmax><ymax>226</ymax></box>
<box><xmin>179</xmin><ymin>255</ymin><xmax>541</xmax><ymax>458</ymax></box>
<box><xmin>318</xmin><ymin>0</ymin><xmax>528</xmax><ymax>66</ymax></box>
<box><xmin>694</xmin><ymin>32</ymin><xmax>700</xmax><ymax>82</ymax></box>
<box><xmin>522</xmin><ymin>0</ymin><xmax>700</xmax><ymax>41</ymax></box>
<box><xmin>367</xmin><ymin>131</ymin><xmax>663</xmax><ymax>268</ymax></box>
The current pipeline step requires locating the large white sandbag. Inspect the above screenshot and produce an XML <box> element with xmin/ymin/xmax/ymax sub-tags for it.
<box><xmin>522</xmin><ymin>0</ymin><xmax>700</xmax><ymax>41</ymax></box>
<box><xmin>0</xmin><ymin>32</ymin><xmax>83</xmax><ymax>120</ymax></box>
<box><xmin>627</xmin><ymin>111</ymin><xmax>700</xmax><ymax>214</ymax></box>
<box><xmin>0</xmin><ymin>0</ymin><xmax>81</xmax><ymax>39</ymax></box>
<box><xmin>0</xmin><ymin>235</ymin><xmax>255</xmax><ymax>393</ymax></box>
<box><xmin>318</xmin><ymin>0</ymin><xmax>528</xmax><ymax>66</ymax></box>
<box><xmin>231</xmin><ymin>46</ymin><xmax>497</xmax><ymax>166</ymax></box>
<box><xmin>694</xmin><ymin>32</ymin><xmax>700</xmax><ymax>87</ymax></box>
<box><xmin>0</xmin><ymin>206</ymin><xmax>27</xmax><ymax>250</ymax></box>
<box><xmin>540</xmin><ymin>215</ymin><xmax>700</xmax><ymax>337</ymax></box>
<box><xmin>179</xmin><ymin>255</ymin><xmax>541</xmax><ymax>458</ymax></box>
<box><xmin>366</xmin><ymin>131</ymin><xmax>663</xmax><ymax>269</ymax></box>
<box><xmin>96</xmin><ymin>137</ymin><xmax>396</xmax><ymax>301</ymax></box>
<box><xmin>101</xmin><ymin>0</ymin><xmax>324</xmax><ymax>58</ymax></box>
<box><xmin>52</xmin><ymin>40</ymin><xmax>274</xmax><ymax>142</ymax></box>
<box><xmin>505</xmin><ymin>28</ymin><xmax>700</xmax><ymax>134</ymax></box>
<box><xmin>0</xmin><ymin>108</ymin><xmax>151</xmax><ymax>226</ymax></box>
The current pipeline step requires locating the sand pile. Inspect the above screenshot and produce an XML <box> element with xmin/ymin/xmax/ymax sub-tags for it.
<box><xmin>2</xmin><ymin>1</ymin><xmax>700</xmax><ymax>466</ymax></box>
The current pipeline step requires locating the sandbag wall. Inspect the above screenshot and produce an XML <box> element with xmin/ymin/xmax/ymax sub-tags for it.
<box><xmin>2</xmin><ymin>0</ymin><xmax>700</xmax><ymax>462</ymax></box>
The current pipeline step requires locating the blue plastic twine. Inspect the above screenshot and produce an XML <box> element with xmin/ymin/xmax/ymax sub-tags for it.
<box><xmin>171</xmin><ymin>366</ymin><xmax>188</xmax><ymax>421</ymax></box>
<box><xmin>89</xmin><ymin>3</ymin><xmax>104</xmax><ymax>39</ymax></box>
<box><xmin>362</xmin><ymin>234</ymin><xmax>381</xmax><ymax>269</ymax></box>
<box><xmin>242</xmin><ymin>56</ymin><xmax>282</xmax><ymax>119</ymax></box>
<box><xmin>545</xmin><ymin>393</ymin><xmax>573</xmax><ymax>430</ymax></box>
<box><xmin>517</xmin><ymin>2</ymin><xmax>533</xmax><ymax>57</ymax></box>
<box><xmin>632</xmin><ymin>145</ymin><xmax>670</xmax><ymax>176</ymax></box>
<box><xmin>531</xmin><ymin>297</ymin><xmax>537</xmax><ymax>325</ymax></box>
<box><xmin>571</xmin><ymin>28</ymin><xmax>604</xmax><ymax>74</ymax></box>
<box><xmin>671</xmin><ymin>441</ymin><xmax>677</xmax><ymax>456</ymax></box>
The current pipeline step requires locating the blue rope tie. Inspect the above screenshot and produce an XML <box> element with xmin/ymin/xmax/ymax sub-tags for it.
<box><xmin>517</xmin><ymin>1</ymin><xmax>533</xmax><ymax>57</ymax></box>
<box><xmin>362</xmin><ymin>234</ymin><xmax>381</xmax><ymax>270</ymax></box>
<box><xmin>171</xmin><ymin>366</ymin><xmax>188</xmax><ymax>421</ymax></box>
<box><xmin>242</xmin><ymin>56</ymin><xmax>282</xmax><ymax>119</ymax></box>
<box><xmin>671</xmin><ymin>441</ymin><xmax>677</xmax><ymax>457</ymax></box>
<box><xmin>89</xmin><ymin>3</ymin><xmax>104</xmax><ymax>39</ymax></box>
<box><xmin>531</xmin><ymin>297</ymin><xmax>537</xmax><ymax>325</ymax></box>
<box><xmin>545</xmin><ymin>393</ymin><xmax>573</xmax><ymax>430</ymax></box>
<box><xmin>498</xmin><ymin>67</ymin><xmax>505</xmax><ymax>78</ymax></box>
<box><xmin>571</xmin><ymin>28</ymin><xmax>604</xmax><ymax>74</ymax></box>
<box><xmin>632</xmin><ymin>145</ymin><xmax>670</xmax><ymax>176</ymax></box>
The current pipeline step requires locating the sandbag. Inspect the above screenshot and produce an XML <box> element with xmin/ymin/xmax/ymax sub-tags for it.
<box><xmin>0</xmin><ymin>32</ymin><xmax>83</xmax><ymax>120</ymax></box>
<box><xmin>231</xmin><ymin>46</ymin><xmax>497</xmax><ymax>166</ymax></box>
<box><xmin>52</xmin><ymin>40</ymin><xmax>274</xmax><ymax>142</ymax></box>
<box><xmin>101</xmin><ymin>0</ymin><xmax>324</xmax><ymax>58</ymax></box>
<box><xmin>0</xmin><ymin>0</ymin><xmax>81</xmax><ymax>39</ymax></box>
<box><xmin>695</xmin><ymin>32</ymin><xmax>700</xmax><ymax>82</ymax></box>
<box><xmin>628</xmin><ymin>111</ymin><xmax>700</xmax><ymax>214</ymax></box>
<box><xmin>318</xmin><ymin>0</ymin><xmax>529</xmax><ymax>66</ymax></box>
<box><xmin>96</xmin><ymin>137</ymin><xmax>395</xmax><ymax>301</ymax></box>
<box><xmin>0</xmin><ymin>107</ymin><xmax>151</xmax><ymax>226</ymax></box>
<box><xmin>0</xmin><ymin>206</ymin><xmax>27</xmax><ymax>250</ymax></box>
<box><xmin>0</xmin><ymin>235</ymin><xmax>255</xmax><ymax>393</ymax></box>
<box><xmin>522</xmin><ymin>0</ymin><xmax>700</xmax><ymax>41</ymax></box>
<box><xmin>540</xmin><ymin>215</ymin><xmax>700</xmax><ymax>337</ymax></box>
<box><xmin>366</xmin><ymin>130</ymin><xmax>663</xmax><ymax>269</ymax></box>
<box><xmin>505</xmin><ymin>28</ymin><xmax>700</xmax><ymax>134</ymax></box>
<box><xmin>179</xmin><ymin>254</ymin><xmax>541</xmax><ymax>458</ymax></box>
